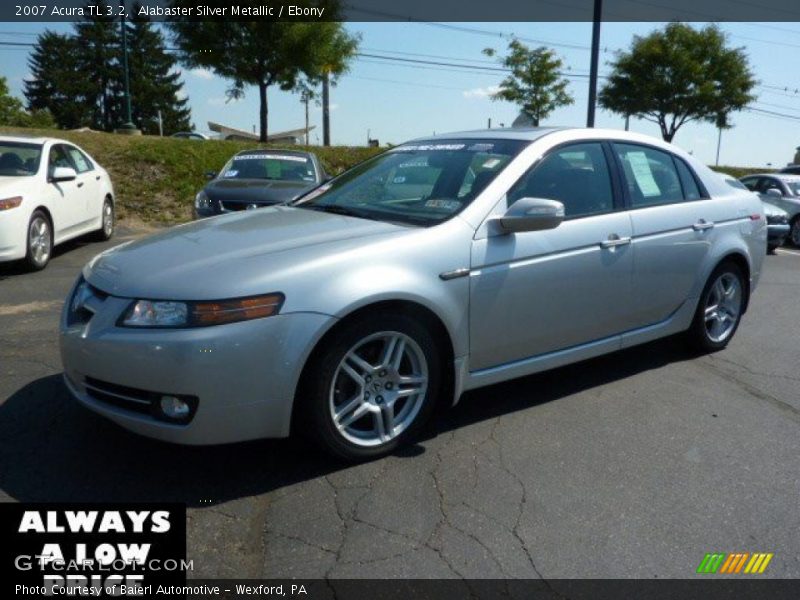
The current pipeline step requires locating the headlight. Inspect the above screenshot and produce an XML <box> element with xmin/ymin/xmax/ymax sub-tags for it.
<box><xmin>121</xmin><ymin>293</ymin><xmax>284</xmax><ymax>328</ymax></box>
<box><xmin>0</xmin><ymin>196</ymin><xmax>22</xmax><ymax>211</ymax></box>
<box><xmin>195</xmin><ymin>190</ymin><xmax>211</xmax><ymax>209</ymax></box>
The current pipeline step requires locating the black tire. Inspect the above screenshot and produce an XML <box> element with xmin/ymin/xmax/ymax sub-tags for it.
<box><xmin>791</xmin><ymin>216</ymin><xmax>800</xmax><ymax>248</ymax></box>
<box><xmin>24</xmin><ymin>210</ymin><xmax>52</xmax><ymax>271</ymax></box>
<box><xmin>93</xmin><ymin>197</ymin><xmax>114</xmax><ymax>241</ymax></box>
<box><xmin>297</xmin><ymin>313</ymin><xmax>441</xmax><ymax>461</ymax></box>
<box><xmin>686</xmin><ymin>261</ymin><xmax>746</xmax><ymax>353</ymax></box>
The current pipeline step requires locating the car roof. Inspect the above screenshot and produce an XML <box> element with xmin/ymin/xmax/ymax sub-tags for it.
<box><xmin>0</xmin><ymin>134</ymin><xmax>66</xmax><ymax>145</ymax></box>
<box><xmin>743</xmin><ymin>173</ymin><xmax>800</xmax><ymax>183</ymax></box>
<box><xmin>235</xmin><ymin>148</ymin><xmax>313</xmax><ymax>157</ymax></box>
<box><xmin>409</xmin><ymin>127</ymin><xmax>566</xmax><ymax>143</ymax></box>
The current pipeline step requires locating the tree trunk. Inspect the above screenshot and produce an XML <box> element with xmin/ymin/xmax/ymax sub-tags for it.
<box><xmin>259</xmin><ymin>81</ymin><xmax>268</xmax><ymax>143</ymax></box>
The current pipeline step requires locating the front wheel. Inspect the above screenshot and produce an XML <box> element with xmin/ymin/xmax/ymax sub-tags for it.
<box><xmin>24</xmin><ymin>210</ymin><xmax>52</xmax><ymax>271</ymax></box>
<box><xmin>791</xmin><ymin>217</ymin><xmax>800</xmax><ymax>247</ymax></box>
<box><xmin>299</xmin><ymin>314</ymin><xmax>441</xmax><ymax>461</ymax></box>
<box><xmin>687</xmin><ymin>262</ymin><xmax>745</xmax><ymax>353</ymax></box>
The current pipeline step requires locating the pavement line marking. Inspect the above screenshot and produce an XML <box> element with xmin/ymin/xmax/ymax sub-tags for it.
<box><xmin>775</xmin><ymin>248</ymin><xmax>800</xmax><ymax>256</ymax></box>
<box><xmin>0</xmin><ymin>300</ymin><xmax>61</xmax><ymax>316</ymax></box>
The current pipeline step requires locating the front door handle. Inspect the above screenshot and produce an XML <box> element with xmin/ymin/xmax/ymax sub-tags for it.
<box><xmin>693</xmin><ymin>219</ymin><xmax>715</xmax><ymax>231</ymax></box>
<box><xmin>600</xmin><ymin>233</ymin><xmax>632</xmax><ymax>249</ymax></box>
<box><xmin>76</xmin><ymin>182</ymin><xmax>84</xmax><ymax>188</ymax></box>
<box><xmin>95</xmin><ymin>175</ymin><xmax>101</xmax><ymax>181</ymax></box>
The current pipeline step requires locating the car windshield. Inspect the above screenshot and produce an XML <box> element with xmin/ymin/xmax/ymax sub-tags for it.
<box><xmin>0</xmin><ymin>142</ymin><xmax>42</xmax><ymax>176</ymax></box>
<box><xmin>293</xmin><ymin>139</ymin><xmax>528</xmax><ymax>226</ymax></box>
<box><xmin>220</xmin><ymin>152</ymin><xmax>316</xmax><ymax>182</ymax></box>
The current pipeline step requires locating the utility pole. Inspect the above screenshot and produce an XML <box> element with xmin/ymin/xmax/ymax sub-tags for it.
<box><xmin>716</xmin><ymin>127</ymin><xmax>722</xmax><ymax>166</ymax></box>
<box><xmin>304</xmin><ymin>94</ymin><xmax>309</xmax><ymax>146</ymax></box>
<box><xmin>157</xmin><ymin>109</ymin><xmax>163</xmax><ymax>136</ymax></box>
<box><xmin>322</xmin><ymin>70</ymin><xmax>330</xmax><ymax>146</ymax></box>
<box><xmin>586</xmin><ymin>0</ymin><xmax>603</xmax><ymax>128</ymax></box>
<box><xmin>624</xmin><ymin>114</ymin><xmax>630</xmax><ymax>131</ymax></box>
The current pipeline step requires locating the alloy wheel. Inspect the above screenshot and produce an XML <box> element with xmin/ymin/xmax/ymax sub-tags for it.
<box><xmin>329</xmin><ymin>331</ymin><xmax>428</xmax><ymax>448</ymax></box>
<box><xmin>792</xmin><ymin>219</ymin><xmax>800</xmax><ymax>246</ymax></box>
<box><xmin>704</xmin><ymin>272</ymin><xmax>742</xmax><ymax>343</ymax></box>
<box><xmin>103</xmin><ymin>202</ymin><xmax>114</xmax><ymax>237</ymax></box>
<box><xmin>28</xmin><ymin>216</ymin><xmax>51</xmax><ymax>266</ymax></box>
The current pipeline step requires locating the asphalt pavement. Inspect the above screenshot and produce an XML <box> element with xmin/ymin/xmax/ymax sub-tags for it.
<box><xmin>1</xmin><ymin>229</ymin><xmax>798</xmax><ymax>579</ymax></box>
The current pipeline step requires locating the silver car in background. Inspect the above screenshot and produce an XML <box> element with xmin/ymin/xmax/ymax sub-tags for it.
<box><xmin>60</xmin><ymin>128</ymin><xmax>766</xmax><ymax>460</ymax></box>
<box><xmin>740</xmin><ymin>173</ymin><xmax>800</xmax><ymax>246</ymax></box>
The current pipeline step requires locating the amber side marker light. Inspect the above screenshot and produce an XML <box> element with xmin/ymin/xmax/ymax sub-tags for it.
<box><xmin>191</xmin><ymin>293</ymin><xmax>285</xmax><ymax>326</ymax></box>
<box><xmin>0</xmin><ymin>196</ymin><xmax>22</xmax><ymax>210</ymax></box>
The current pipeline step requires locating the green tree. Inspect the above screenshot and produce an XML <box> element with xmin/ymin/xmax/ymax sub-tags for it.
<box><xmin>599</xmin><ymin>23</ymin><xmax>756</xmax><ymax>142</ymax></box>
<box><xmin>73</xmin><ymin>0</ymin><xmax>119</xmax><ymax>131</ymax></box>
<box><xmin>24</xmin><ymin>31</ymin><xmax>91</xmax><ymax>128</ymax></box>
<box><xmin>483</xmin><ymin>40</ymin><xmax>573</xmax><ymax>127</ymax></box>
<box><xmin>167</xmin><ymin>2</ymin><xmax>358</xmax><ymax>142</ymax></box>
<box><xmin>1</xmin><ymin>76</ymin><xmax>56</xmax><ymax>128</ymax></box>
<box><xmin>121</xmin><ymin>7</ymin><xmax>191</xmax><ymax>134</ymax></box>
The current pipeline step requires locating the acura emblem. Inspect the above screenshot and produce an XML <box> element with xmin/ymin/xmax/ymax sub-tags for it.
<box><xmin>246</xmin><ymin>204</ymin><xmax>258</xmax><ymax>210</ymax></box>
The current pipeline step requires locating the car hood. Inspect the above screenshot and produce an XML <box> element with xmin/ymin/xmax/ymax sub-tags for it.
<box><xmin>762</xmin><ymin>201</ymin><xmax>788</xmax><ymax>217</ymax></box>
<box><xmin>85</xmin><ymin>206</ymin><xmax>408</xmax><ymax>300</ymax></box>
<box><xmin>205</xmin><ymin>178</ymin><xmax>314</xmax><ymax>204</ymax></box>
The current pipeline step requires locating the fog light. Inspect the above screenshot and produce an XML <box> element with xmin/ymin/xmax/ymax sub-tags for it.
<box><xmin>160</xmin><ymin>395</ymin><xmax>190</xmax><ymax>420</ymax></box>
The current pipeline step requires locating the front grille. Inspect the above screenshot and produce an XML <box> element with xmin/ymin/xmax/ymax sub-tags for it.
<box><xmin>83</xmin><ymin>377</ymin><xmax>198</xmax><ymax>423</ymax></box>
<box><xmin>221</xmin><ymin>201</ymin><xmax>250</xmax><ymax>212</ymax></box>
<box><xmin>766</xmin><ymin>214</ymin><xmax>788</xmax><ymax>225</ymax></box>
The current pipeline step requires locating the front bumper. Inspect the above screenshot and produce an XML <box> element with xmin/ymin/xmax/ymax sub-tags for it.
<box><xmin>59</xmin><ymin>279</ymin><xmax>335</xmax><ymax>444</ymax></box>
<box><xmin>0</xmin><ymin>207</ymin><xmax>29</xmax><ymax>262</ymax></box>
<box><xmin>767</xmin><ymin>223</ymin><xmax>789</xmax><ymax>245</ymax></box>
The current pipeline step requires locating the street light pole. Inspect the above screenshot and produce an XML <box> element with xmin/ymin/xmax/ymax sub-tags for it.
<box><xmin>116</xmin><ymin>1</ymin><xmax>139</xmax><ymax>134</ymax></box>
<box><xmin>586</xmin><ymin>0</ymin><xmax>603</xmax><ymax>128</ymax></box>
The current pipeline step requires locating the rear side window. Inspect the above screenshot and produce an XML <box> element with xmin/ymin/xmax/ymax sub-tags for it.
<box><xmin>507</xmin><ymin>142</ymin><xmax>614</xmax><ymax>219</ymax></box>
<box><xmin>613</xmin><ymin>144</ymin><xmax>684</xmax><ymax>207</ymax></box>
<box><xmin>674</xmin><ymin>158</ymin><xmax>703</xmax><ymax>200</ymax></box>
<box><xmin>740</xmin><ymin>177</ymin><xmax>760</xmax><ymax>191</ymax></box>
<box><xmin>65</xmin><ymin>146</ymin><xmax>93</xmax><ymax>173</ymax></box>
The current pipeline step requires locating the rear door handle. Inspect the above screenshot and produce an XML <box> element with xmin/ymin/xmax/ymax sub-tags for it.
<box><xmin>600</xmin><ymin>234</ymin><xmax>632</xmax><ymax>248</ymax></box>
<box><xmin>76</xmin><ymin>182</ymin><xmax>84</xmax><ymax>188</ymax></box>
<box><xmin>95</xmin><ymin>175</ymin><xmax>101</xmax><ymax>181</ymax></box>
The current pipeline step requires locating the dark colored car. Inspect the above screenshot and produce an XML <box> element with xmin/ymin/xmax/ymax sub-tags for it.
<box><xmin>779</xmin><ymin>165</ymin><xmax>800</xmax><ymax>175</ymax></box>
<box><xmin>194</xmin><ymin>149</ymin><xmax>326</xmax><ymax>218</ymax></box>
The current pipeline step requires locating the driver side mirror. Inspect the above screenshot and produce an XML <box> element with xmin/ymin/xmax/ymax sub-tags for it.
<box><xmin>494</xmin><ymin>197</ymin><xmax>565</xmax><ymax>233</ymax></box>
<box><xmin>50</xmin><ymin>166</ymin><xmax>77</xmax><ymax>183</ymax></box>
<box><xmin>205</xmin><ymin>171</ymin><xmax>217</xmax><ymax>180</ymax></box>
<box><xmin>765</xmin><ymin>188</ymin><xmax>782</xmax><ymax>199</ymax></box>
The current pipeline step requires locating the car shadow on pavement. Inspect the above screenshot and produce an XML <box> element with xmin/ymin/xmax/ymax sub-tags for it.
<box><xmin>0</xmin><ymin>336</ymin><xmax>695</xmax><ymax>506</ymax></box>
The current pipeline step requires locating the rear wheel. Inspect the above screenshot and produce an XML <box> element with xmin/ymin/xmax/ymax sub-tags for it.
<box><xmin>687</xmin><ymin>262</ymin><xmax>745</xmax><ymax>352</ymax></box>
<box><xmin>24</xmin><ymin>210</ymin><xmax>52</xmax><ymax>271</ymax></box>
<box><xmin>298</xmin><ymin>313</ymin><xmax>440</xmax><ymax>461</ymax></box>
<box><xmin>93</xmin><ymin>197</ymin><xmax>114</xmax><ymax>241</ymax></box>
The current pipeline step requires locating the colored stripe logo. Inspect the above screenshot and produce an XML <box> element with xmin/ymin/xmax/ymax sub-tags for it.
<box><xmin>697</xmin><ymin>552</ymin><xmax>773</xmax><ymax>574</ymax></box>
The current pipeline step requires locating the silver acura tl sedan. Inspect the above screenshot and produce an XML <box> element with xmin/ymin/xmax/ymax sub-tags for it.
<box><xmin>60</xmin><ymin>127</ymin><xmax>766</xmax><ymax>460</ymax></box>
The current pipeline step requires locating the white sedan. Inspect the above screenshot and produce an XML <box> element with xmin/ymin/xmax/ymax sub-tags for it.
<box><xmin>0</xmin><ymin>136</ymin><xmax>115</xmax><ymax>270</ymax></box>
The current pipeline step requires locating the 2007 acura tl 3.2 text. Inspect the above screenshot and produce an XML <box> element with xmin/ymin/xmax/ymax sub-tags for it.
<box><xmin>60</xmin><ymin>128</ymin><xmax>766</xmax><ymax>460</ymax></box>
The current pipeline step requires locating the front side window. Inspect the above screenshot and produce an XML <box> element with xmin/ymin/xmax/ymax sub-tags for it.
<box><xmin>784</xmin><ymin>180</ymin><xmax>800</xmax><ymax>196</ymax></box>
<box><xmin>0</xmin><ymin>142</ymin><xmax>42</xmax><ymax>176</ymax></box>
<box><xmin>220</xmin><ymin>152</ymin><xmax>317</xmax><ymax>183</ymax></box>
<box><xmin>293</xmin><ymin>139</ymin><xmax>528</xmax><ymax>226</ymax></box>
<box><xmin>613</xmin><ymin>144</ymin><xmax>683</xmax><ymax>207</ymax></box>
<box><xmin>48</xmin><ymin>145</ymin><xmax>72</xmax><ymax>172</ymax></box>
<box><xmin>506</xmin><ymin>142</ymin><xmax>614</xmax><ymax>219</ymax></box>
<box><xmin>740</xmin><ymin>177</ymin><xmax>760</xmax><ymax>192</ymax></box>
<box><xmin>763</xmin><ymin>178</ymin><xmax>785</xmax><ymax>195</ymax></box>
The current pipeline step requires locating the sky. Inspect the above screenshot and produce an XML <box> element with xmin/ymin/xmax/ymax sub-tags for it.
<box><xmin>1</xmin><ymin>20</ymin><xmax>800</xmax><ymax>168</ymax></box>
